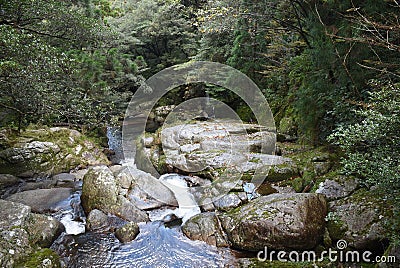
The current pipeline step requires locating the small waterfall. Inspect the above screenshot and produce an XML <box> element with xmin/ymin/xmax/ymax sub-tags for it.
<box><xmin>158</xmin><ymin>174</ymin><xmax>201</xmax><ymax>223</ymax></box>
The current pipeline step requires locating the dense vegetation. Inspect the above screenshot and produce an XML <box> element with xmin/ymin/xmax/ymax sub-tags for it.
<box><xmin>1</xmin><ymin>0</ymin><xmax>399</xmax><ymax>242</ymax></box>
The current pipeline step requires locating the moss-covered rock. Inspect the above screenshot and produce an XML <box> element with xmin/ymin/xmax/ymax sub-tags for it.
<box><xmin>16</xmin><ymin>248</ymin><xmax>61</xmax><ymax>268</ymax></box>
<box><xmin>327</xmin><ymin>189</ymin><xmax>391</xmax><ymax>251</ymax></box>
<box><xmin>0</xmin><ymin>200</ymin><xmax>63</xmax><ymax>268</ymax></box>
<box><xmin>0</xmin><ymin>127</ymin><xmax>109</xmax><ymax>176</ymax></box>
<box><xmin>81</xmin><ymin>166</ymin><xmax>149</xmax><ymax>223</ymax></box>
<box><xmin>218</xmin><ymin>193</ymin><xmax>327</xmax><ymax>251</ymax></box>
<box><xmin>114</xmin><ymin>222</ymin><xmax>140</xmax><ymax>243</ymax></box>
<box><xmin>182</xmin><ymin>212</ymin><xmax>230</xmax><ymax>247</ymax></box>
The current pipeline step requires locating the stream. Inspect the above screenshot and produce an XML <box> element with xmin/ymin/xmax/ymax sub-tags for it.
<box><xmin>49</xmin><ymin>127</ymin><xmax>238</xmax><ymax>267</ymax></box>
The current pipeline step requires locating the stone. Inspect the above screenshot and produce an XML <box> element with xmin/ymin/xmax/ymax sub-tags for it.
<box><xmin>6</xmin><ymin>188</ymin><xmax>72</xmax><ymax>213</ymax></box>
<box><xmin>117</xmin><ymin>167</ymin><xmax>178</xmax><ymax>209</ymax></box>
<box><xmin>0</xmin><ymin>174</ymin><xmax>20</xmax><ymax>190</ymax></box>
<box><xmin>86</xmin><ymin>209</ymin><xmax>109</xmax><ymax>231</ymax></box>
<box><xmin>315</xmin><ymin>176</ymin><xmax>358</xmax><ymax>201</ymax></box>
<box><xmin>81</xmin><ymin>166</ymin><xmax>119</xmax><ymax>214</ymax></box>
<box><xmin>182</xmin><ymin>212</ymin><xmax>230</xmax><ymax>247</ymax></box>
<box><xmin>114</xmin><ymin>222</ymin><xmax>140</xmax><ymax>243</ymax></box>
<box><xmin>0</xmin><ymin>128</ymin><xmax>109</xmax><ymax>177</ymax></box>
<box><xmin>81</xmin><ymin>166</ymin><xmax>149</xmax><ymax>223</ymax></box>
<box><xmin>327</xmin><ymin>189</ymin><xmax>391</xmax><ymax>251</ymax></box>
<box><xmin>218</xmin><ymin>193</ymin><xmax>327</xmax><ymax>251</ymax></box>
<box><xmin>24</xmin><ymin>213</ymin><xmax>65</xmax><ymax>247</ymax></box>
<box><xmin>0</xmin><ymin>200</ymin><xmax>62</xmax><ymax>267</ymax></box>
<box><xmin>213</xmin><ymin>193</ymin><xmax>244</xmax><ymax>212</ymax></box>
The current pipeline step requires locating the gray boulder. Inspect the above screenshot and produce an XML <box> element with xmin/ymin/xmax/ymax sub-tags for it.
<box><xmin>316</xmin><ymin>176</ymin><xmax>358</xmax><ymax>201</ymax></box>
<box><xmin>116</xmin><ymin>167</ymin><xmax>178</xmax><ymax>209</ymax></box>
<box><xmin>327</xmin><ymin>189</ymin><xmax>390</xmax><ymax>251</ymax></box>
<box><xmin>182</xmin><ymin>212</ymin><xmax>230</xmax><ymax>247</ymax></box>
<box><xmin>6</xmin><ymin>188</ymin><xmax>72</xmax><ymax>213</ymax></box>
<box><xmin>81</xmin><ymin>166</ymin><xmax>149</xmax><ymax>223</ymax></box>
<box><xmin>0</xmin><ymin>200</ymin><xmax>63</xmax><ymax>267</ymax></box>
<box><xmin>213</xmin><ymin>193</ymin><xmax>245</xmax><ymax>212</ymax></box>
<box><xmin>218</xmin><ymin>193</ymin><xmax>327</xmax><ymax>251</ymax></box>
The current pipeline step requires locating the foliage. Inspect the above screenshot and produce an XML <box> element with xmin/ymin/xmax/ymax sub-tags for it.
<box><xmin>0</xmin><ymin>0</ymin><xmax>140</xmax><ymax>129</ymax></box>
<box><xmin>329</xmin><ymin>81</ymin><xmax>400</xmax><ymax>242</ymax></box>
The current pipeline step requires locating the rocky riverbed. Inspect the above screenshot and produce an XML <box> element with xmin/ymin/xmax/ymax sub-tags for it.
<box><xmin>0</xmin><ymin>124</ymin><xmax>398</xmax><ymax>267</ymax></box>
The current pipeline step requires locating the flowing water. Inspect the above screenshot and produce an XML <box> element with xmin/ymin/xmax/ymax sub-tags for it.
<box><xmin>51</xmin><ymin>182</ymin><xmax>237</xmax><ymax>267</ymax></box>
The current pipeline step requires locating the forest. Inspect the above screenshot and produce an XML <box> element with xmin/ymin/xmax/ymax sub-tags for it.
<box><xmin>0</xmin><ymin>0</ymin><xmax>399</xmax><ymax>267</ymax></box>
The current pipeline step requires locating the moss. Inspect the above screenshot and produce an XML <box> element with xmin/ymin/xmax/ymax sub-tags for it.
<box><xmin>16</xmin><ymin>248</ymin><xmax>61</xmax><ymax>268</ymax></box>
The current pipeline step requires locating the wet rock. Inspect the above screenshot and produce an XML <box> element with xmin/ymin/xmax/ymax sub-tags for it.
<box><xmin>117</xmin><ymin>167</ymin><xmax>178</xmax><ymax>209</ymax></box>
<box><xmin>86</xmin><ymin>209</ymin><xmax>109</xmax><ymax>231</ymax></box>
<box><xmin>81</xmin><ymin>166</ymin><xmax>119</xmax><ymax>214</ymax></box>
<box><xmin>0</xmin><ymin>174</ymin><xmax>20</xmax><ymax>190</ymax></box>
<box><xmin>24</xmin><ymin>213</ymin><xmax>65</xmax><ymax>247</ymax></box>
<box><xmin>182</xmin><ymin>212</ymin><xmax>230</xmax><ymax>247</ymax></box>
<box><xmin>218</xmin><ymin>193</ymin><xmax>327</xmax><ymax>251</ymax></box>
<box><xmin>81</xmin><ymin>166</ymin><xmax>149</xmax><ymax>223</ymax></box>
<box><xmin>327</xmin><ymin>189</ymin><xmax>390</xmax><ymax>251</ymax></box>
<box><xmin>213</xmin><ymin>193</ymin><xmax>244</xmax><ymax>212</ymax></box>
<box><xmin>114</xmin><ymin>222</ymin><xmax>140</xmax><ymax>243</ymax></box>
<box><xmin>315</xmin><ymin>176</ymin><xmax>358</xmax><ymax>201</ymax></box>
<box><xmin>6</xmin><ymin>188</ymin><xmax>72</xmax><ymax>213</ymax></box>
<box><xmin>115</xmin><ymin>196</ymin><xmax>149</xmax><ymax>223</ymax></box>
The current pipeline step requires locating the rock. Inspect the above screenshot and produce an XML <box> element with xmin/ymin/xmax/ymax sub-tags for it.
<box><xmin>115</xmin><ymin>196</ymin><xmax>149</xmax><ymax>223</ymax></box>
<box><xmin>53</xmin><ymin>173</ymin><xmax>76</xmax><ymax>187</ymax></box>
<box><xmin>6</xmin><ymin>188</ymin><xmax>72</xmax><ymax>213</ymax></box>
<box><xmin>0</xmin><ymin>199</ymin><xmax>31</xmax><ymax>228</ymax></box>
<box><xmin>0</xmin><ymin>174</ymin><xmax>20</xmax><ymax>190</ymax></box>
<box><xmin>81</xmin><ymin>166</ymin><xmax>119</xmax><ymax>214</ymax></box>
<box><xmin>213</xmin><ymin>193</ymin><xmax>244</xmax><ymax>212</ymax></box>
<box><xmin>117</xmin><ymin>167</ymin><xmax>178</xmax><ymax>209</ymax></box>
<box><xmin>315</xmin><ymin>176</ymin><xmax>358</xmax><ymax>201</ymax></box>
<box><xmin>24</xmin><ymin>213</ymin><xmax>64</xmax><ymax>247</ymax></box>
<box><xmin>114</xmin><ymin>222</ymin><xmax>140</xmax><ymax>243</ymax></box>
<box><xmin>81</xmin><ymin>166</ymin><xmax>149</xmax><ymax>223</ymax></box>
<box><xmin>0</xmin><ymin>174</ymin><xmax>20</xmax><ymax>197</ymax></box>
<box><xmin>327</xmin><ymin>189</ymin><xmax>390</xmax><ymax>251</ymax></box>
<box><xmin>313</xmin><ymin>162</ymin><xmax>332</xmax><ymax>176</ymax></box>
<box><xmin>218</xmin><ymin>193</ymin><xmax>327</xmax><ymax>251</ymax></box>
<box><xmin>18</xmin><ymin>248</ymin><xmax>61</xmax><ymax>268</ymax></box>
<box><xmin>0</xmin><ymin>200</ymin><xmax>62</xmax><ymax>267</ymax></box>
<box><xmin>182</xmin><ymin>212</ymin><xmax>230</xmax><ymax>247</ymax></box>
<box><xmin>86</xmin><ymin>209</ymin><xmax>109</xmax><ymax>231</ymax></box>
<box><xmin>151</xmin><ymin>121</ymin><xmax>276</xmax><ymax>178</ymax></box>
<box><xmin>0</xmin><ymin>128</ymin><xmax>109</xmax><ymax>177</ymax></box>
<box><xmin>266</xmin><ymin>159</ymin><xmax>299</xmax><ymax>182</ymax></box>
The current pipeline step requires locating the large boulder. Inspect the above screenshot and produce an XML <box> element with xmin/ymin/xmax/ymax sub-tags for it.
<box><xmin>182</xmin><ymin>212</ymin><xmax>230</xmax><ymax>247</ymax></box>
<box><xmin>6</xmin><ymin>188</ymin><xmax>72</xmax><ymax>213</ymax></box>
<box><xmin>140</xmin><ymin>121</ymin><xmax>278</xmax><ymax>181</ymax></box>
<box><xmin>218</xmin><ymin>193</ymin><xmax>327</xmax><ymax>251</ymax></box>
<box><xmin>315</xmin><ymin>175</ymin><xmax>359</xmax><ymax>201</ymax></box>
<box><xmin>327</xmin><ymin>189</ymin><xmax>391</xmax><ymax>251</ymax></box>
<box><xmin>116</xmin><ymin>167</ymin><xmax>178</xmax><ymax>209</ymax></box>
<box><xmin>0</xmin><ymin>174</ymin><xmax>20</xmax><ymax>197</ymax></box>
<box><xmin>0</xmin><ymin>127</ymin><xmax>109</xmax><ymax>177</ymax></box>
<box><xmin>0</xmin><ymin>200</ymin><xmax>63</xmax><ymax>267</ymax></box>
<box><xmin>81</xmin><ymin>166</ymin><xmax>149</xmax><ymax>223</ymax></box>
